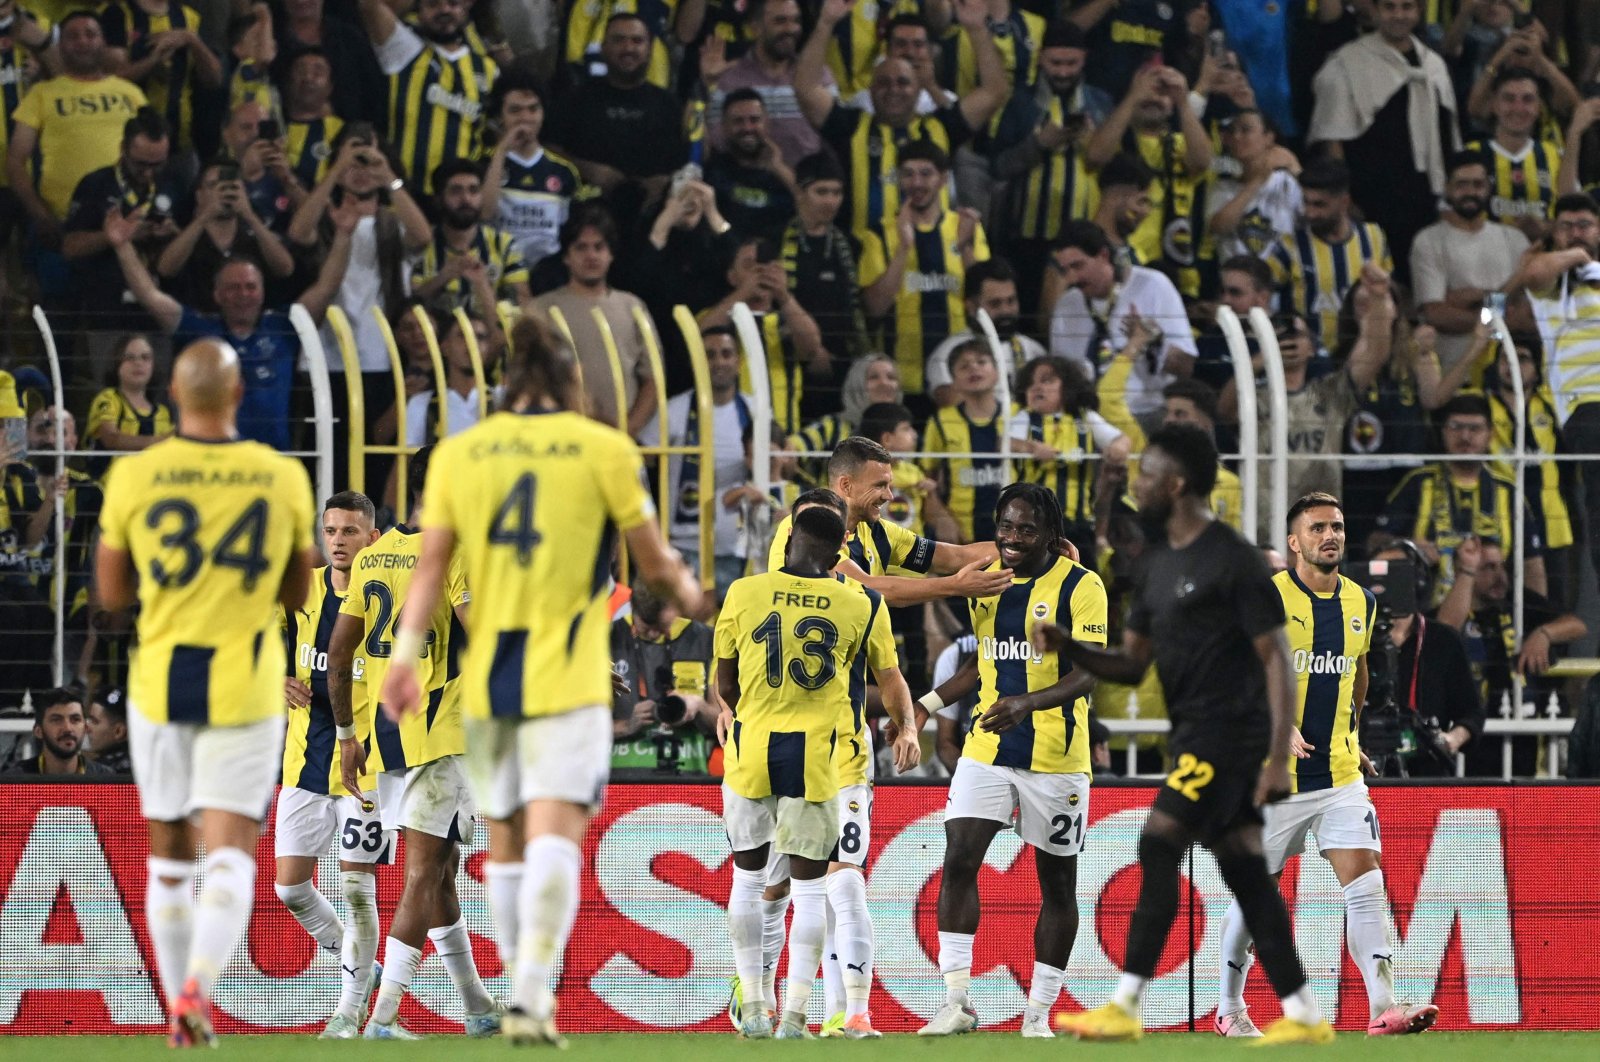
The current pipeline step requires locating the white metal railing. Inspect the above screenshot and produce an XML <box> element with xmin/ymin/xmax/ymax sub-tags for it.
<box><xmin>23</xmin><ymin>305</ymin><xmax>334</xmax><ymax>687</ymax></box>
<box><xmin>1215</xmin><ymin>306</ymin><xmax>1260</xmax><ymax>542</ymax></box>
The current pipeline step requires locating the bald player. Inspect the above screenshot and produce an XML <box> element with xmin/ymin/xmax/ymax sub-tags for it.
<box><xmin>98</xmin><ymin>339</ymin><xmax>318</xmax><ymax>1046</ymax></box>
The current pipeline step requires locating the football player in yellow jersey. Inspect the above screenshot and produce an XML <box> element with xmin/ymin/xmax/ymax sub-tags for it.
<box><xmin>271</xmin><ymin>490</ymin><xmax>389</xmax><ymax>1040</ymax></box>
<box><xmin>718</xmin><ymin>505</ymin><xmax>919</xmax><ymax>1040</ymax></box>
<box><xmin>1215</xmin><ymin>493</ymin><xmax>1439</xmax><ymax>1038</ymax></box>
<box><xmin>380</xmin><ymin>314</ymin><xmax>706</xmax><ymax>1046</ymax></box>
<box><xmin>327</xmin><ymin>447</ymin><xmax>500</xmax><ymax>1039</ymax></box>
<box><xmin>95</xmin><ymin>338</ymin><xmax>317</xmax><ymax>1046</ymax></box>
<box><xmin>913</xmin><ymin>483</ymin><xmax>1106</xmax><ymax>1038</ymax></box>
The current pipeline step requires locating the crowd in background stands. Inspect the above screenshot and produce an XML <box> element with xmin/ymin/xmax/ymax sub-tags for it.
<box><xmin>3</xmin><ymin>0</ymin><xmax>1600</xmax><ymax>775</ymax></box>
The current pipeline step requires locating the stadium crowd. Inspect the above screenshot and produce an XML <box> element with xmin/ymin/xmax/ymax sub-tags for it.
<box><xmin>2</xmin><ymin>0</ymin><xmax>1599</xmax><ymax>778</ymax></box>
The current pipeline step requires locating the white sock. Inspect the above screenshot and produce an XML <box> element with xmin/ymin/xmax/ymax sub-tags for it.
<box><xmin>372</xmin><ymin>937</ymin><xmax>422</xmax><ymax>1026</ymax></box>
<box><xmin>1112</xmin><ymin>972</ymin><xmax>1146</xmax><ymax>1012</ymax></box>
<box><xmin>1026</xmin><ymin>961</ymin><xmax>1065</xmax><ymax>1017</ymax></box>
<box><xmin>1343</xmin><ymin>869</ymin><xmax>1395</xmax><ymax>1018</ymax></box>
<box><xmin>516</xmin><ymin>835</ymin><xmax>581</xmax><ymax>1020</ymax></box>
<box><xmin>729</xmin><ymin>867</ymin><xmax>767</xmax><ymax>1014</ymax></box>
<box><xmin>187</xmin><ymin>847</ymin><xmax>256</xmax><ymax>998</ymax></box>
<box><xmin>1281</xmin><ymin>985</ymin><xmax>1323</xmax><ymax>1025</ymax></box>
<box><xmin>826</xmin><ymin>871</ymin><xmax>873</xmax><ymax>1020</ymax></box>
<box><xmin>275</xmin><ymin>879</ymin><xmax>344</xmax><ymax>952</ymax></box>
<box><xmin>937</xmin><ymin>931</ymin><xmax>974</xmax><ymax>1007</ymax></box>
<box><xmin>483</xmin><ymin>862</ymin><xmax>525</xmax><ymax>971</ymax></box>
<box><xmin>781</xmin><ymin>876</ymin><xmax>827</xmax><ymax>1022</ymax></box>
<box><xmin>821</xmin><ymin>905</ymin><xmax>845</xmax><ymax>1018</ymax></box>
<box><xmin>429</xmin><ymin>919</ymin><xmax>495</xmax><ymax>1014</ymax></box>
<box><xmin>145</xmin><ymin>857</ymin><xmax>194</xmax><ymax>1006</ymax></box>
<box><xmin>1217</xmin><ymin>899</ymin><xmax>1254</xmax><ymax>1015</ymax></box>
<box><xmin>760</xmin><ymin>894</ymin><xmax>789</xmax><ymax>1011</ymax></box>
<box><xmin>336</xmin><ymin>871</ymin><xmax>379</xmax><ymax>1021</ymax></box>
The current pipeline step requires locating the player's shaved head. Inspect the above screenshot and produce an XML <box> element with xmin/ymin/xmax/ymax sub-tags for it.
<box><xmin>170</xmin><ymin>338</ymin><xmax>242</xmax><ymax>416</ymax></box>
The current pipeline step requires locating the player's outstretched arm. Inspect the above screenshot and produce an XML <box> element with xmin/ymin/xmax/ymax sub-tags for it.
<box><xmin>842</xmin><ymin>555</ymin><xmax>1014</xmax><ymax>606</ymax></box>
<box><xmin>328</xmin><ymin>612</ymin><xmax>369</xmax><ymax>792</ymax></box>
<box><xmin>93</xmin><ymin>543</ymin><xmax>137</xmax><ymax>614</ymax></box>
<box><xmin>625</xmin><ymin>521</ymin><xmax>713</xmax><ymax>622</ymax></box>
<box><xmin>278</xmin><ymin>547</ymin><xmax>315</xmax><ymax>613</ymax></box>
<box><xmin>1252</xmin><ymin>627</ymin><xmax>1296</xmax><ymax>806</ymax></box>
<box><xmin>873</xmin><ymin>664</ymin><xmax>921</xmax><ymax>773</ymax></box>
<box><xmin>1032</xmin><ymin>623</ymin><xmax>1151</xmax><ymax>686</ymax></box>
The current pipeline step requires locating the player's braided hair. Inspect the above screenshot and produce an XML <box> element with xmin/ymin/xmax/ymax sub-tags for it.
<box><xmin>503</xmin><ymin>313</ymin><xmax>586</xmax><ymax>415</ymax></box>
<box><xmin>994</xmin><ymin>482</ymin><xmax>1066</xmax><ymax>554</ymax></box>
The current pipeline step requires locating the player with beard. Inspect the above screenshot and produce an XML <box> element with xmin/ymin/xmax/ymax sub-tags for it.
<box><xmin>1033</xmin><ymin>425</ymin><xmax>1333</xmax><ymax>1045</ymax></box>
<box><xmin>413</xmin><ymin>158</ymin><xmax>531</xmax><ymax>316</ymax></box>
<box><xmin>1214</xmin><ymin>492</ymin><xmax>1439</xmax><ymax>1037</ymax></box>
<box><xmin>356</xmin><ymin>0</ymin><xmax>498</xmax><ymax>194</ymax></box>
<box><xmin>916</xmin><ymin>484</ymin><xmax>1107</xmax><ymax>1038</ymax></box>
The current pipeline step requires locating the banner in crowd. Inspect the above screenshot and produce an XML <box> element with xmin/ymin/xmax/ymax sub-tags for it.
<box><xmin>2</xmin><ymin>783</ymin><xmax>1597</xmax><ymax>1034</ymax></box>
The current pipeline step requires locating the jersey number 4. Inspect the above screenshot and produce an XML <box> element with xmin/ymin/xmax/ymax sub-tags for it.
<box><xmin>752</xmin><ymin>612</ymin><xmax>839</xmax><ymax>690</ymax></box>
<box><xmin>146</xmin><ymin>498</ymin><xmax>271</xmax><ymax>591</ymax></box>
<box><xmin>488</xmin><ymin>472</ymin><xmax>542</xmax><ymax>564</ymax></box>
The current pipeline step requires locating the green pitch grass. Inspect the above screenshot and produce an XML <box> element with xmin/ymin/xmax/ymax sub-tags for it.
<box><xmin>5</xmin><ymin>1032</ymin><xmax>1598</xmax><ymax>1062</ymax></box>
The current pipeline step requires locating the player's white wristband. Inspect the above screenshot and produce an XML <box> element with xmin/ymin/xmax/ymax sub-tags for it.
<box><xmin>392</xmin><ymin>628</ymin><xmax>424</xmax><ymax>665</ymax></box>
<box><xmin>918</xmin><ymin>691</ymin><xmax>946</xmax><ymax>715</ymax></box>
<box><xmin>335</xmin><ymin>724</ymin><xmax>356</xmax><ymax>741</ymax></box>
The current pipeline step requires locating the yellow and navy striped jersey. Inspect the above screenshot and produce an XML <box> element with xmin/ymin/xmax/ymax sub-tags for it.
<box><xmin>85</xmin><ymin>387</ymin><xmax>174</xmax><ymax>475</ymax></box>
<box><xmin>493</xmin><ymin>149</ymin><xmax>583</xmax><ymax>265</ymax></box>
<box><xmin>1528</xmin><ymin>274</ymin><xmax>1600</xmax><ymax>425</ymax></box>
<box><xmin>421</xmin><ymin>410</ymin><xmax>656</xmax><ymax>720</ymax></box>
<box><xmin>1277</xmin><ymin>569</ymin><xmax>1375</xmax><ymax>794</ymax></box>
<box><xmin>825</xmin><ymin>0</ymin><xmax>927</xmax><ymax>95</ymax></box>
<box><xmin>413</xmin><ymin>224</ymin><xmax>530</xmax><ymax>315</ymax></box>
<box><xmin>97</xmin><ymin>437</ymin><xmax>314</xmax><ymax>726</ymax></box>
<box><xmin>228</xmin><ymin>58</ymin><xmax>279</xmax><ymax>117</ymax></box>
<box><xmin>1486</xmin><ymin>383</ymin><xmax>1573</xmax><ymax>550</ymax></box>
<box><xmin>1466</xmin><ymin>137</ymin><xmax>1561</xmax><ymax>226</ymax></box>
<box><xmin>1014</xmin><ymin>410</ymin><xmax>1100</xmax><ymax>530</ymax></box>
<box><xmin>767</xmin><ymin>512</ymin><xmax>936</xmax><ymax>579</ymax></box>
<box><xmin>791</xmin><ymin>413</ymin><xmax>851</xmax><ymax>488</ymax></box>
<box><xmin>937</xmin><ymin>9</ymin><xmax>1045</xmax><ymax>99</ymax></box>
<box><xmin>1377</xmin><ymin>463</ymin><xmax>1531</xmax><ymax>599</ymax></box>
<box><xmin>924</xmin><ymin>402</ymin><xmax>1005</xmax><ymax>542</ymax></box>
<box><xmin>281</xmin><ymin>566</ymin><xmax>374</xmax><ymax>796</ymax></box>
<box><xmin>1012</xmin><ymin>98</ymin><xmax>1098</xmax><ymax>241</ymax></box>
<box><xmin>884</xmin><ymin>459</ymin><xmax>928</xmax><ymax>532</ymax></box>
<box><xmin>1126</xmin><ymin>128</ymin><xmax>1209</xmax><ymax>297</ymax></box>
<box><xmin>819</xmin><ymin>102</ymin><xmax>972</xmax><ymax>241</ymax></box>
<box><xmin>565</xmin><ymin>0</ymin><xmax>680</xmax><ymax>89</ymax></box>
<box><xmin>964</xmin><ymin>555</ymin><xmax>1107</xmax><ymax>774</ymax></box>
<box><xmin>1268</xmin><ymin>222</ymin><xmax>1392</xmax><ymax>351</ymax></box>
<box><xmin>339</xmin><ymin>525</ymin><xmax>468</xmax><ymax>771</ymax></box>
<box><xmin>716</xmin><ymin>568</ymin><xmax>895</xmax><ymax>800</ymax></box>
<box><xmin>99</xmin><ymin>2</ymin><xmax>204</xmax><ymax>151</ymax></box>
<box><xmin>857</xmin><ymin>210</ymin><xmax>990</xmax><ymax>395</ymax></box>
<box><xmin>286</xmin><ymin>115</ymin><xmax>344</xmax><ymax>190</ymax></box>
<box><xmin>378</xmin><ymin>23</ymin><xmax>498</xmax><ymax>193</ymax></box>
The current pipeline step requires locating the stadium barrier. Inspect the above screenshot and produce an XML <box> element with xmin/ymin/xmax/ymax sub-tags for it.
<box><xmin>2</xmin><ymin>782</ymin><xmax>1596</xmax><ymax>1035</ymax></box>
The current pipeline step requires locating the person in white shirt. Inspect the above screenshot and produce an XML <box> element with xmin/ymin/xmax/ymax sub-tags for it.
<box><xmin>404</xmin><ymin>313</ymin><xmax>489</xmax><ymax>445</ymax></box>
<box><xmin>926</xmin><ymin>258</ymin><xmax>1046</xmax><ymax>407</ymax></box>
<box><xmin>1411</xmin><ymin>150</ymin><xmax>1529</xmax><ymax>368</ymax></box>
<box><xmin>639</xmin><ymin>324</ymin><xmax>753</xmax><ymax>600</ymax></box>
<box><xmin>1207</xmin><ymin>109</ymin><xmax>1303</xmax><ymax>261</ymax></box>
<box><xmin>844</xmin><ymin>14</ymin><xmax>948</xmax><ymax>117</ymax></box>
<box><xmin>1048</xmin><ymin>220</ymin><xmax>1196</xmax><ymax>432</ymax></box>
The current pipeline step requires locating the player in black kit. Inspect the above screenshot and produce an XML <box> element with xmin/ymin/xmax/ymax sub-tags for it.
<box><xmin>1031</xmin><ymin>425</ymin><xmax>1335</xmax><ymax>1045</ymax></box>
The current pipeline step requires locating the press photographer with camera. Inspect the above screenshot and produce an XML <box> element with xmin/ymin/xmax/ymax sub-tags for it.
<box><xmin>611</xmin><ymin>579</ymin><xmax>720</xmax><ymax>775</ymax></box>
<box><xmin>1354</xmin><ymin>542</ymin><xmax>1484</xmax><ymax>777</ymax></box>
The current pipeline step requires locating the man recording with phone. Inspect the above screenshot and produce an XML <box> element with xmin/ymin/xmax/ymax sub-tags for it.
<box><xmin>156</xmin><ymin>160</ymin><xmax>296</xmax><ymax>310</ymax></box>
<box><xmin>611</xmin><ymin>579</ymin><xmax>720</xmax><ymax>775</ymax></box>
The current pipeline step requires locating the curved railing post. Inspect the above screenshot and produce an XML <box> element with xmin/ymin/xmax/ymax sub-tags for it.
<box><xmin>1215</xmin><ymin>307</ymin><xmax>1259</xmax><ymax>544</ymax></box>
<box><xmin>453</xmin><ymin>306</ymin><xmax>490</xmax><ymax>421</ymax></box>
<box><xmin>289</xmin><ymin>305</ymin><xmax>335</xmax><ymax>508</ymax></box>
<box><xmin>1247</xmin><ymin>307</ymin><xmax>1289</xmax><ymax>544</ymax></box>
<box><xmin>324</xmin><ymin>306</ymin><xmax>367</xmax><ymax>495</ymax></box>
<box><xmin>632</xmin><ymin>305</ymin><xmax>674</xmax><ymax>532</ymax></box>
<box><xmin>675</xmin><ymin>306</ymin><xmax>719</xmax><ymax>592</ymax></box>
<box><xmin>588</xmin><ymin>307</ymin><xmax>632</xmax><ymax>433</ymax></box>
<box><xmin>412</xmin><ymin>306</ymin><xmax>452</xmax><ymax>444</ymax></box>
<box><xmin>974</xmin><ymin>309</ymin><xmax>1015</xmax><ymax>488</ymax></box>
<box><xmin>367</xmin><ymin>308</ymin><xmax>411</xmax><ymax>521</ymax></box>
<box><xmin>730</xmin><ymin>301</ymin><xmax>772</xmax><ymax>521</ymax></box>
<box><xmin>30</xmin><ymin>306</ymin><xmax>66</xmax><ymax>684</ymax></box>
<box><xmin>1492</xmin><ymin>310</ymin><xmax>1528</xmax><ymax>746</ymax></box>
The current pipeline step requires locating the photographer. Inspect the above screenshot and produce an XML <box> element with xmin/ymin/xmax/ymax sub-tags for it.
<box><xmin>156</xmin><ymin>159</ymin><xmax>296</xmax><ymax>311</ymax></box>
<box><xmin>611</xmin><ymin>579</ymin><xmax>720</xmax><ymax>775</ymax></box>
<box><xmin>1361</xmin><ymin>544</ymin><xmax>1484</xmax><ymax>777</ymax></box>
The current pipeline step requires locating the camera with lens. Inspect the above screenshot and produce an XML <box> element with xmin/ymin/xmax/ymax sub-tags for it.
<box><xmin>654</xmin><ymin>665</ymin><xmax>690</xmax><ymax>728</ymax></box>
<box><xmin>1345</xmin><ymin>555</ymin><xmax>1455</xmax><ymax>774</ymax></box>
